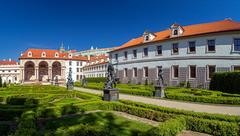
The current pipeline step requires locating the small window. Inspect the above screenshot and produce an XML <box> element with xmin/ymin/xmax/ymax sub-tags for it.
<box><xmin>77</xmin><ymin>68</ymin><xmax>79</xmax><ymax>72</ymax></box>
<box><xmin>172</xmin><ymin>65</ymin><xmax>179</xmax><ymax>79</ymax></box>
<box><xmin>41</xmin><ymin>52</ymin><xmax>46</xmax><ymax>57</ymax></box>
<box><xmin>207</xmin><ymin>65</ymin><xmax>216</xmax><ymax>79</ymax></box>
<box><xmin>188</xmin><ymin>41</ymin><xmax>196</xmax><ymax>53</ymax></box>
<box><xmin>145</xmin><ymin>35</ymin><xmax>149</xmax><ymax>41</ymax></box>
<box><xmin>207</xmin><ymin>40</ymin><xmax>215</xmax><ymax>52</ymax></box>
<box><xmin>133</xmin><ymin>67</ymin><xmax>137</xmax><ymax>77</ymax></box>
<box><xmin>234</xmin><ymin>38</ymin><xmax>240</xmax><ymax>52</ymax></box>
<box><xmin>124</xmin><ymin>51</ymin><xmax>128</xmax><ymax>59</ymax></box>
<box><xmin>28</xmin><ymin>52</ymin><xmax>32</xmax><ymax>57</ymax></box>
<box><xmin>233</xmin><ymin>66</ymin><xmax>240</xmax><ymax>71</ymax></box>
<box><xmin>8</xmin><ymin>70</ymin><xmax>11</xmax><ymax>72</ymax></box>
<box><xmin>156</xmin><ymin>45</ymin><xmax>162</xmax><ymax>55</ymax></box>
<box><xmin>115</xmin><ymin>54</ymin><xmax>118</xmax><ymax>61</ymax></box>
<box><xmin>124</xmin><ymin>68</ymin><xmax>128</xmax><ymax>77</ymax></box>
<box><xmin>143</xmin><ymin>48</ymin><xmax>148</xmax><ymax>57</ymax></box>
<box><xmin>69</xmin><ymin>61</ymin><xmax>72</xmax><ymax>66</ymax></box>
<box><xmin>55</xmin><ymin>53</ymin><xmax>59</xmax><ymax>57</ymax></box>
<box><xmin>77</xmin><ymin>62</ymin><xmax>79</xmax><ymax>66</ymax></box>
<box><xmin>172</xmin><ymin>43</ymin><xmax>179</xmax><ymax>54</ymax></box>
<box><xmin>189</xmin><ymin>65</ymin><xmax>196</xmax><ymax>78</ymax></box>
<box><xmin>144</xmin><ymin>67</ymin><xmax>148</xmax><ymax>77</ymax></box>
<box><xmin>173</xmin><ymin>30</ymin><xmax>178</xmax><ymax>35</ymax></box>
<box><xmin>133</xmin><ymin>50</ymin><xmax>137</xmax><ymax>58</ymax></box>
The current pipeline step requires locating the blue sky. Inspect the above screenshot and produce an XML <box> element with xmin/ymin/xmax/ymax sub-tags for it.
<box><xmin>0</xmin><ymin>0</ymin><xmax>240</xmax><ymax>60</ymax></box>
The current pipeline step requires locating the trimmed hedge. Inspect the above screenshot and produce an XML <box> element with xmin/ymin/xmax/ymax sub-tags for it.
<box><xmin>210</xmin><ymin>72</ymin><xmax>240</xmax><ymax>94</ymax></box>
<box><xmin>86</xmin><ymin>77</ymin><xmax>106</xmax><ymax>83</ymax></box>
<box><xmin>143</xmin><ymin>117</ymin><xmax>186</xmax><ymax>136</ymax></box>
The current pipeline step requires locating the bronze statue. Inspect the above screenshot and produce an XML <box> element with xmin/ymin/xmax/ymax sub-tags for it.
<box><xmin>104</xmin><ymin>63</ymin><xmax>116</xmax><ymax>89</ymax></box>
<box><xmin>157</xmin><ymin>67</ymin><xmax>164</xmax><ymax>86</ymax></box>
<box><xmin>67</xmin><ymin>67</ymin><xmax>74</xmax><ymax>90</ymax></box>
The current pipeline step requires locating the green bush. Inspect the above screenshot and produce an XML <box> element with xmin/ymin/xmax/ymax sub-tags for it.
<box><xmin>143</xmin><ymin>117</ymin><xmax>186</xmax><ymax>136</ymax></box>
<box><xmin>0</xmin><ymin>76</ymin><xmax>2</xmax><ymax>87</ymax></box>
<box><xmin>86</xmin><ymin>77</ymin><xmax>106</xmax><ymax>83</ymax></box>
<box><xmin>0</xmin><ymin>124</ymin><xmax>11</xmax><ymax>136</ymax></box>
<box><xmin>186</xmin><ymin>117</ymin><xmax>239</xmax><ymax>136</ymax></box>
<box><xmin>6</xmin><ymin>96</ymin><xmax>39</xmax><ymax>105</ymax></box>
<box><xmin>210</xmin><ymin>72</ymin><xmax>240</xmax><ymax>94</ymax></box>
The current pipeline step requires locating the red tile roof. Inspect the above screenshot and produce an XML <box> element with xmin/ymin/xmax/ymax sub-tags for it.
<box><xmin>0</xmin><ymin>60</ymin><xmax>18</xmax><ymax>65</ymax></box>
<box><xmin>113</xmin><ymin>19</ymin><xmax>240</xmax><ymax>51</ymax></box>
<box><xmin>85</xmin><ymin>55</ymin><xmax>109</xmax><ymax>67</ymax></box>
<box><xmin>19</xmin><ymin>48</ymin><xmax>88</xmax><ymax>61</ymax></box>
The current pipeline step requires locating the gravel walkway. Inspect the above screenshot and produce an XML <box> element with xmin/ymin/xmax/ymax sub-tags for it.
<box><xmin>73</xmin><ymin>87</ymin><xmax>240</xmax><ymax>115</ymax></box>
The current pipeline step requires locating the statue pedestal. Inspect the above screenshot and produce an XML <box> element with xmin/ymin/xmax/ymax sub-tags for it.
<box><xmin>155</xmin><ymin>85</ymin><xmax>165</xmax><ymax>98</ymax></box>
<box><xmin>103</xmin><ymin>88</ymin><xmax>119</xmax><ymax>101</ymax></box>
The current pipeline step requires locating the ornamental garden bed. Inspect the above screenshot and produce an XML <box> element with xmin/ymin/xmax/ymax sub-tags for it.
<box><xmin>75</xmin><ymin>82</ymin><xmax>240</xmax><ymax>105</ymax></box>
<box><xmin>1</xmin><ymin>85</ymin><xmax>240</xmax><ymax>136</ymax></box>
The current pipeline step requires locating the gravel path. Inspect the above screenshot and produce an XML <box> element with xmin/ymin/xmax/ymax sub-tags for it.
<box><xmin>73</xmin><ymin>87</ymin><xmax>240</xmax><ymax>115</ymax></box>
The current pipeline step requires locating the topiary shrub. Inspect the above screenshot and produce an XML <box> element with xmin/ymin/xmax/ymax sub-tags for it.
<box><xmin>210</xmin><ymin>72</ymin><xmax>240</xmax><ymax>94</ymax></box>
<box><xmin>86</xmin><ymin>77</ymin><xmax>106</xmax><ymax>83</ymax></box>
<box><xmin>3</xmin><ymin>82</ymin><xmax>7</xmax><ymax>87</ymax></box>
<box><xmin>0</xmin><ymin>76</ymin><xmax>2</xmax><ymax>87</ymax></box>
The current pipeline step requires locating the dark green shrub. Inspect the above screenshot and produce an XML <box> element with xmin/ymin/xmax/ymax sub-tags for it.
<box><xmin>86</xmin><ymin>77</ymin><xmax>106</xmax><ymax>83</ymax></box>
<box><xmin>143</xmin><ymin>117</ymin><xmax>186</xmax><ymax>136</ymax></box>
<box><xmin>186</xmin><ymin>117</ymin><xmax>239</xmax><ymax>136</ymax></box>
<box><xmin>3</xmin><ymin>82</ymin><xmax>7</xmax><ymax>87</ymax></box>
<box><xmin>0</xmin><ymin>124</ymin><xmax>10</xmax><ymax>136</ymax></box>
<box><xmin>210</xmin><ymin>72</ymin><xmax>240</xmax><ymax>94</ymax></box>
<box><xmin>6</xmin><ymin>96</ymin><xmax>39</xmax><ymax>105</ymax></box>
<box><xmin>186</xmin><ymin>81</ymin><xmax>191</xmax><ymax>88</ymax></box>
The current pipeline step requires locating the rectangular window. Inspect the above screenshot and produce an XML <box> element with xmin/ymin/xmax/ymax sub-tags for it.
<box><xmin>172</xmin><ymin>43</ymin><xmax>179</xmax><ymax>54</ymax></box>
<box><xmin>133</xmin><ymin>50</ymin><xmax>137</xmax><ymax>58</ymax></box>
<box><xmin>188</xmin><ymin>41</ymin><xmax>196</xmax><ymax>53</ymax></box>
<box><xmin>124</xmin><ymin>51</ymin><xmax>128</xmax><ymax>59</ymax></box>
<box><xmin>77</xmin><ymin>62</ymin><xmax>79</xmax><ymax>66</ymax></box>
<box><xmin>207</xmin><ymin>65</ymin><xmax>216</xmax><ymax>79</ymax></box>
<box><xmin>77</xmin><ymin>68</ymin><xmax>79</xmax><ymax>72</ymax></box>
<box><xmin>172</xmin><ymin>65</ymin><xmax>179</xmax><ymax>79</ymax></box>
<box><xmin>80</xmin><ymin>62</ymin><xmax>82</xmax><ymax>66</ymax></box>
<box><xmin>133</xmin><ymin>67</ymin><xmax>137</xmax><ymax>77</ymax></box>
<box><xmin>207</xmin><ymin>40</ymin><xmax>215</xmax><ymax>52</ymax></box>
<box><xmin>115</xmin><ymin>54</ymin><xmax>118</xmax><ymax>61</ymax></box>
<box><xmin>156</xmin><ymin>45</ymin><xmax>162</xmax><ymax>55</ymax></box>
<box><xmin>69</xmin><ymin>61</ymin><xmax>72</xmax><ymax>66</ymax></box>
<box><xmin>233</xmin><ymin>66</ymin><xmax>240</xmax><ymax>71</ymax></box>
<box><xmin>77</xmin><ymin>75</ymin><xmax>79</xmax><ymax>80</ymax></box>
<box><xmin>124</xmin><ymin>68</ymin><xmax>128</xmax><ymax>77</ymax></box>
<box><xmin>189</xmin><ymin>65</ymin><xmax>196</xmax><ymax>78</ymax></box>
<box><xmin>143</xmin><ymin>48</ymin><xmax>148</xmax><ymax>57</ymax></box>
<box><xmin>234</xmin><ymin>38</ymin><xmax>240</xmax><ymax>51</ymax></box>
<box><xmin>144</xmin><ymin>67</ymin><xmax>148</xmax><ymax>77</ymax></box>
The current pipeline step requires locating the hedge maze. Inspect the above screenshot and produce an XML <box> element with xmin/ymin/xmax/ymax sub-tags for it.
<box><xmin>0</xmin><ymin>85</ymin><xmax>240</xmax><ymax>136</ymax></box>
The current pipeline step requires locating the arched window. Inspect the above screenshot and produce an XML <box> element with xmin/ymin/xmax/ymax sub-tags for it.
<box><xmin>173</xmin><ymin>29</ymin><xmax>178</xmax><ymax>35</ymax></box>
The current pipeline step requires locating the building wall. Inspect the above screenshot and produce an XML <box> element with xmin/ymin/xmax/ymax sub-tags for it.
<box><xmin>0</xmin><ymin>65</ymin><xmax>20</xmax><ymax>83</ymax></box>
<box><xmin>83</xmin><ymin>63</ymin><xmax>108</xmax><ymax>78</ymax></box>
<box><xmin>65</xmin><ymin>60</ymin><xmax>86</xmax><ymax>82</ymax></box>
<box><xmin>110</xmin><ymin>32</ymin><xmax>240</xmax><ymax>87</ymax></box>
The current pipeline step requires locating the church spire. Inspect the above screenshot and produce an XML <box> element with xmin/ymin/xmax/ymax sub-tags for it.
<box><xmin>59</xmin><ymin>41</ymin><xmax>65</xmax><ymax>53</ymax></box>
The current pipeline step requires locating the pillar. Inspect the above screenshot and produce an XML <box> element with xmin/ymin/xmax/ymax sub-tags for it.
<box><xmin>48</xmin><ymin>66</ymin><xmax>52</xmax><ymax>81</ymax></box>
<box><xmin>35</xmin><ymin>67</ymin><xmax>38</xmax><ymax>81</ymax></box>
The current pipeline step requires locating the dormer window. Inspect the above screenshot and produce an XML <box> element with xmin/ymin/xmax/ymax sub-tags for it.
<box><xmin>68</xmin><ymin>53</ymin><xmax>72</xmax><ymax>58</ymax></box>
<box><xmin>173</xmin><ymin>30</ymin><xmax>178</xmax><ymax>35</ymax></box>
<box><xmin>41</xmin><ymin>52</ymin><xmax>46</xmax><ymax>57</ymax></box>
<box><xmin>55</xmin><ymin>52</ymin><xmax>59</xmax><ymax>58</ymax></box>
<box><xmin>145</xmin><ymin>35</ymin><xmax>149</xmax><ymax>41</ymax></box>
<box><xmin>28</xmin><ymin>52</ymin><xmax>32</xmax><ymax>57</ymax></box>
<box><xmin>170</xmin><ymin>23</ymin><xmax>184</xmax><ymax>37</ymax></box>
<box><xmin>143</xmin><ymin>31</ymin><xmax>155</xmax><ymax>42</ymax></box>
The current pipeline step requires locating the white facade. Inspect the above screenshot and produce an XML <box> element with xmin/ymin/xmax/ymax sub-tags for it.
<box><xmin>65</xmin><ymin>60</ymin><xmax>86</xmax><ymax>81</ymax></box>
<box><xmin>0</xmin><ymin>61</ymin><xmax>20</xmax><ymax>84</ymax></box>
<box><xmin>110</xmin><ymin>31</ymin><xmax>240</xmax><ymax>87</ymax></box>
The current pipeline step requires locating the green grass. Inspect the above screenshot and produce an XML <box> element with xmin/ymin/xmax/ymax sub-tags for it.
<box><xmin>42</xmin><ymin>111</ymin><xmax>153</xmax><ymax>136</ymax></box>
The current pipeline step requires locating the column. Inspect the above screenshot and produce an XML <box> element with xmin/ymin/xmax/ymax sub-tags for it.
<box><xmin>21</xmin><ymin>68</ymin><xmax>24</xmax><ymax>83</ymax></box>
<box><xmin>48</xmin><ymin>66</ymin><xmax>52</xmax><ymax>81</ymax></box>
<box><xmin>61</xmin><ymin>67</ymin><xmax>65</xmax><ymax>81</ymax></box>
<box><xmin>35</xmin><ymin>67</ymin><xmax>38</xmax><ymax>81</ymax></box>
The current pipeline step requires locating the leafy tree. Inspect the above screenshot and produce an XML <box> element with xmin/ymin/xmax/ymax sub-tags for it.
<box><xmin>0</xmin><ymin>76</ymin><xmax>2</xmax><ymax>87</ymax></box>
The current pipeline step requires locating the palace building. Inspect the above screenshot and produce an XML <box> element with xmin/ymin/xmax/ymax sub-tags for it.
<box><xmin>109</xmin><ymin>19</ymin><xmax>240</xmax><ymax>88</ymax></box>
<box><xmin>83</xmin><ymin>55</ymin><xmax>109</xmax><ymax>78</ymax></box>
<box><xmin>19</xmin><ymin>47</ymin><xmax>87</xmax><ymax>84</ymax></box>
<box><xmin>0</xmin><ymin>59</ymin><xmax>20</xmax><ymax>84</ymax></box>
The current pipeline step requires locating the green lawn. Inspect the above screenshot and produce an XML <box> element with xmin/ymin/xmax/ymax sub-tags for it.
<box><xmin>42</xmin><ymin>112</ymin><xmax>153</xmax><ymax>136</ymax></box>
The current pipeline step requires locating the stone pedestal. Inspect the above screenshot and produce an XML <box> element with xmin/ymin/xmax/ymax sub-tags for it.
<box><xmin>155</xmin><ymin>85</ymin><xmax>165</xmax><ymax>98</ymax></box>
<box><xmin>103</xmin><ymin>88</ymin><xmax>119</xmax><ymax>101</ymax></box>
